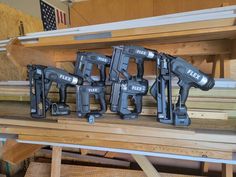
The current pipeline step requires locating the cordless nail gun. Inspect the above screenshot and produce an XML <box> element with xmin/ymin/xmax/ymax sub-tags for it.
<box><xmin>75</xmin><ymin>52</ymin><xmax>111</xmax><ymax>119</ymax></box>
<box><xmin>109</xmin><ymin>45</ymin><xmax>156</xmax><ymax>119</ymax></box>
<box><xmin>28</xmin><ymin>64</ymin><xmax>83</xmax><ymax>118</ymax></box>
<box><xmin>150</xmin><ymin>53</ymin><xmax>215</xmax><ymax>126</ymax></box>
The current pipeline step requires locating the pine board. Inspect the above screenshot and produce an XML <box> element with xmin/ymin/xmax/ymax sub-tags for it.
<box><xmin>24</xmin><ymin>162</ymin><xmax>205</xmax><ymax>177</ymax></box>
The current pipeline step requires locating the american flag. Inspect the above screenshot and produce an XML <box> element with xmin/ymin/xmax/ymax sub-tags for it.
<box><xmin>40</xmin><ymin>0</ymin><xmax>67</xmax><ymax>31</ymax></box>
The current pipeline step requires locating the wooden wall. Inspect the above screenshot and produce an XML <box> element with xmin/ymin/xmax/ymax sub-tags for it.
<box><xmin>0</xmin><ymin>3</ymin><xmax>43</xmax><ymax>80</ymax></box>
<box><xmin>70</xmin><ymin>0</ymin><xmax>236</xmax><ymax>27</ymax></box>
<box><xmin>69</xmin><ymin>0</ymin><xmax>236</xmax><ymax>79</ymax></box>
<box><xmin>0</xmin><ymin>3</ymin><xmax>43</xmax><ymax>40</ymax></box>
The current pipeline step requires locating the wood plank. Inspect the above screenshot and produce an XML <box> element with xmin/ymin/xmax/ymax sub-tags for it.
<box><xmin>1</xmin><ymin>117</ymin><xmax>236</xmax><ymax>144</ymax></box>
<box><xmin>24</xmin><ymin>26</ymin><xmax>236</xmax><ymax>48</ymax></box>
<box><xmin>80</xmin><ymin>149</ymin><xmax>89</xmax><ymax>155</ymax></box>
<box><xmin>0</xmin><ymin>3</ymin><xmax>43</xmax><ymax>40</ymax></box>
<box><xmin>112</xmin><ymin>18</ymin><xmax>236</xmax><ymax>37</ymax></box>
<box><xmin>24</xmin><ymin>162</ymin><xmax>205</xmax><ymax>177</ymax></box>
<box><xmin>36</xmin><ymin>149</ymin><xmax>130</xmax><ymax>167</ymax></box>
<box><xmin>18</xmin><ymin>135</ymin><xmax>234</xmax><ymax>160</ymax></box>
<box><xmin>37</xmin><ymin>18</ymin><xmax>235</xmax><ymax>48</ymax></box>
<box><xmin>51</xmin><ymin>146</ymin><xmax>62</xmax><ymax>177</ymax></box>
<box><xmin>104</xmin><ymin>152</ymin><xmax>118</xmax><ymax>158</ymax></box>
<box><xmin>6</xmin><ymin>40</ymin><xmax>56</xmax><ymax>67</ymax></box>
<box><xmin>222</xmin><ymin>164</ymin><xmax>233</xmax><ymax>177</ymax></box>
<box><xmin>51</xmin><ymin>39</ymin><xmax>232</xmax><ymax>62</ymax></box>
<box><xmin>132</xmin><ymin>154</ymin><xmax>161</xmax><ymax>177</ymax></box>
<box><xmin>4</xmin><ymin>126</ymin><xmax>236</xmax><ymax>152</ymax></box>
<box><xmin>200</xmin><ymin>162</ymin><xmax>209</xmax><ymax>176</ymax></box>
<box><xmin>2</xmin><ymin>142</ymin><xmax>43</xmax><ymax>164</ymax></box>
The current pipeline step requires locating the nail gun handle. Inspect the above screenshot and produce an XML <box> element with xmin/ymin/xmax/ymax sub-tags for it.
<box><xmin>99</xmin><ymin>65</ymin><xmax>106</xmax><ymax>82</ymax></box>
<box><xmin>177</xmin><ymin>83</ymin><xmax>190</xmax><ymax>107</ymax></box>
<box><xmin>133</xmin><ymin>95</ymin><xmax>142</xmax><ymax>114</ymax></box>
<box><xmin>97</xmin><ymin>91</ymin><xmax>107</xmax><ymax>114</ymax></box>
<box><xmin>59</xmin><ymin>84</ymin><xmax>67</xmax><ymax>104</ymax></box>
<box><xmin>136</xmin><ymin>59</ymin><xmax>144</xmax><ymax>79</ymax></box>
<box><xmin>118</xmin><ymin>91</ymin><xmax>130</xmax><ymax>115</ymax></box>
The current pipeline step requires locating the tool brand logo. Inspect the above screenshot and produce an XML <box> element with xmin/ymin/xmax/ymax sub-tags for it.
<box><xmin>59</xmin><ymin>74</ymin><xmax>72</xmax><ymax>82</ymax></box>
<box><xmin>187</xmin><ymin>69</ymin><xmax>200</xmax><ymax>80</ymax></box>
<box><xmin>98</xmin><ymin>57</ymin><xmax>108</xmax><ymax>63</ymax></box>
<box><xmin>131</xmin><ymin>85</ymin><xmax>143</xmax><ymax>91</ymax></box>
<box><xmin>136</xmin><ymin>50</ymin><xmax>146</xmax><ymax>55</ymax></box>
<box><xmin>88</xmin><ymin>88</ymin><xmax>98</xmax><ymax>92</ymax></box>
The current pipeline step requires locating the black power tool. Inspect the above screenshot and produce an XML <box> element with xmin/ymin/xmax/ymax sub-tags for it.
<box><xmin>28</xmin><ymin>65</ymin><xmax>83</xmax><ymax>118</ymax></box>
<box><xmin>75</xmin><ymin>52</ymin><xmax>111</xmax><ymax>120</ymax></box>
<box><xmin>109</xmin><ymin>45</ymin><xmax>156</xmax><ymax>119</ymax></box>
<box><xmin>150</xmin><ymin>53</ymin><xmax>215</xmax><ymax>126</ymax></box>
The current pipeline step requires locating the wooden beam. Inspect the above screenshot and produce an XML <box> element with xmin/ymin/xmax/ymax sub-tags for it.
<box><xmin>25</xmin><ymin>162</ymin><xmax>204</xmax><ymax>177</ymax></box>
<box><xmin>24</xmin><ymin>25</ymin><xmax>236</xmax><ymax>49</ymax></box>
<box><xmin>200</xmin><ymin>162</ymin><xmax>209</xmax><ymax>176</ymax></box>
<box><xmin>36</xmin><ymin>149</ymin><xmax>130</xmax><ymax>167</ymax></box>
<box><xmin>222</xmin><ymin>164</ymin><xmax>233</xmax><ymax>177</ymax></box>
<box><xmin>51</xmin><ymin>146</ymin><xmax>62</xmax><ymax>177</ymax></box>
<box><xmin>4</xmin><ymin>125</ymin><xmax>236</xmax><ymax>153</ymax></box>
<box><xmin>6</xmin><ymin>39</ymin><xmax>56</xmax><ymax>67</ymax></box>
<box><xmin>19</xmin><ymin>134</ymin><xmax>233</xmax><ymax>160</ymax></box>
<box><xmin>80</xmin><ymin>149</ymin><xmax>89</xmax><ymax>155</ymax></box>
<box><xmin>132</xmin><ymin>154</ymin><xmax>161</xmax><ymax>177</ymax></box>
<box><xmin>2</xmin><ymin>142</ymin><xmax>43</xmax><ymax>164</ymax></box>
<box><xmin>50</xmin><ymin>40</ymin><xmax>231</xmax><ymax>62</ymax></box>
<box><xmin>104</xmin><ymin>152</ymin><xmax>118</xmax><ymax>158</ymax></box>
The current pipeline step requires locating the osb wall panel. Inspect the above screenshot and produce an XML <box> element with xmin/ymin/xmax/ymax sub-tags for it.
<box><xmin>0</xmin><ymin>3</ymin><xmax>43</xmax><ymax>80</ymax></box>
<box><xmin>0</xmin><ymin>53</ymin><xmax>26</xmax><ymax>80</ymax></box>
<box><xmin>0</xmin><ymin>3</ymin><xmax>43</xmax><ymax>40</ymax></box>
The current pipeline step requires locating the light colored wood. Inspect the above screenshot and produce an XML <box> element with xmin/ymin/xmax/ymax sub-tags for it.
<box><xmin>222</xmin><ymin>164</ymin><xmax>233</xmax><ymax>177</ymax></box>
<box><xmin>200</xmin><ymin>162</ymin><xmax>209</xmax><ymax>176</ymax></box>
<box><xmin>51</xmin><ymin>146</ymin><xmax>62</xmax><ymax>177</ymax></box>
<box><xmin>38</xmin><ymin>19</ymin><xmax>235</xmax><ymax>49</ymax></box>
<box><xmin>24</xmin><ymin>26</ymin><xmax>236</xmax><ymax>49</ymax></box>
<box><xmin>2</xmin><ymin>142</ymin><xmax>43</xmax><ymax>164</ymax></box>
<box><xmin>104</xmin><ymin>152</ymin><xmax>118</xmax><ymax>158</ymax></box>
<box><xmin>36</xmin><ymin>149</ymin><xmax>130</xmax><ymax>167</ymax></box>
<box><xmin>112</xmin><ymin>18</ymin><xmax>236</xmax><ymax>37</ymax></box>
<box><xmin>0</xmin><ymin>3</ymin><xmax>43</xmax><ymax>40</ymax></box>
<box><xmin>70</xmin><ymin>0</ymin><xmax>236</xmax><ymax>27</ymax></box>
<box><xmin>4</xmin><ymin>125</ymin><xmax>236</xmax><ymax>152</ymax></box>
<box><xmin>0</xmin><ymin>139</ymin><xmax>17</xmax><ymax>158</ymax></box>
<box><xmin>25</xmin><ymin>162</ymin><xmax>205</xmax><ymax>177</ymax></box>
<box><xmin>80</xmin><ymin>149</ymin><xmax>89</xmax><ymax>155</ymax></box>
<box><xmin>47</xmin><ymin>40</ymin><xmax>232</xmax><ymax>62</ymax></box>
<box><xmin>70</xmin><ymin>0</ymin><xmax>154</xmax><ymax>27</ymax></box>
<box><xmin>1</xmin><ymin>117</ymin><xmax>235</xmax><ymax>144</ymax></box>
<box><xmin>132</xmin><ymin>154</ymin><xmax>161</xmax><ymax>177</ymax></box>
<box><xmin>18</xmin><ymin>134</ymin><xmax>234</xmax><ymax>160</ymax></box>
<box><xmin>6</xmin><ymin>39</ymin><xmax>56</xmax><ymax>67</ymax></box>
<box><xmin>1</xmin><ymin>116</ymin><xmax>236</xmax><ymax>144</ymax></box>
<box><xmin>0</xmin><ymin>53</ymin><xmax>26</xmax><ymax>81</ymax></box>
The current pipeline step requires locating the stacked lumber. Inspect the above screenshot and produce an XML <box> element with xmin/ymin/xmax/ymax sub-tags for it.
<box><xmin>0</xmin><ymin>79</ymin><xmax>235</xmax><ymax>119</ymax></box>
<box><xmin>0</xmin><ymin>81</ymin><xmax>235</xmax><ymax>165</ymax></box>
<box><xmin>0</xmin><ymin>114</ymin><xmax>236</xmax><ymax>161</ymax></box>
<box><xmin>24</xmin><ymin>162</ymin><xmax>205</xmax><ymax>177</ymax></box>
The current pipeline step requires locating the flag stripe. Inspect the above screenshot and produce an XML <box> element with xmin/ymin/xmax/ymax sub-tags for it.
<box><xmin>56</xmin><ymin>9</ymin><xmax>60</xmax><ymax>24</ymax></box>
<box><xmin>63</xmin><ymin>13</ymin><xmax>67</xmax><ymax>25</ymax></box>
<box><xmin>60</xmin><ymin>11</ymin><xmax>63</xmax><ymax>23</ymax></box>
